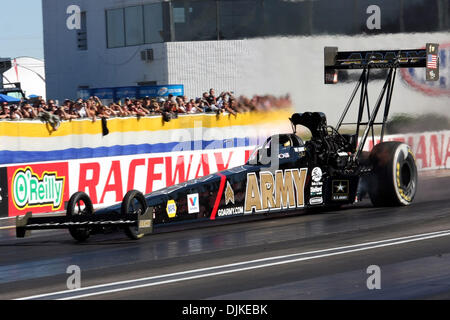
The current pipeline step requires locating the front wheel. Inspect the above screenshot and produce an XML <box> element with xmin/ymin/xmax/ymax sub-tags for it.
<box><xmin>67</xmin><ymin>192</ymin><xmax>94</xmax><ymax>242</ymax></box>
<box><xmin>121</xmin><ymin>190</ymin><xmax>148</xmax><ymax>240</ymax></box>
<box><xmin>368</xmin><ymin>142</ymin><xmax>418</xmax><ymax>206</ymax></box>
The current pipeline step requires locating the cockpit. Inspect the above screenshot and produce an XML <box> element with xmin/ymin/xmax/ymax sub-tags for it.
<box><xmin>247</xmin><ymin>134</ymin><xmax>306</xmax><ymax>166</ymax></box>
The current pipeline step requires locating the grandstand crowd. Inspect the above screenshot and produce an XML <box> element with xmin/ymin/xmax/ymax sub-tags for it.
<box><xmin>0</xmin><ymin>89</ymin><xmax>291</xmax><ymax>124</ymax></box>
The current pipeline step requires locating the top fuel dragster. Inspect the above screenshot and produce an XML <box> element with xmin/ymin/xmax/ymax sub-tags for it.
<box><xmin>16</xmin><ymin>44</ymin><xmax>440</xmax><ymax>242</ymax></box>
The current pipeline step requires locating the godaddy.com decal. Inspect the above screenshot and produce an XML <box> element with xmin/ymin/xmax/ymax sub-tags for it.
<box><xmin>12</xmin><ymin>167</ymin><xmax>65</xmax><ymax>210</ymax></box>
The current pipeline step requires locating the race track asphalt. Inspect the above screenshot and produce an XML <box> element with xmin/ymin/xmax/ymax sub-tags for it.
<box><xmin>1</xmin><ymin>172</ymin><xmax>450</xmax><ymax>300</ymax></box>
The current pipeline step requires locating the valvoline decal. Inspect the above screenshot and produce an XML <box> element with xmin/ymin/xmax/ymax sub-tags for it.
<box><xmin>400</xmin><ymin>43</ymin><xmax>449</xmax><ymax>96</ymax></box>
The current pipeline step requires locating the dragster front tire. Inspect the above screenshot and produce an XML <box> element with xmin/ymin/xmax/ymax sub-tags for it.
<box><xmin>368</xmin><ymin>142</ymin><xmax>418</xmax><ymax>206</ymax></box>
<box><xmin>67</xmin><ymin>191</ymin><xmax>94</xmax><ymax>242</ymax></box>
<box><xmin>121</xmin><ymin>190</ymin><xmax>148</xmax><ymax>240</ymax></box>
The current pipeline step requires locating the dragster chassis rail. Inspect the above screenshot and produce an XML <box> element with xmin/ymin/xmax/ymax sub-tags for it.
<box><xmin>16</xmin><ymin>209</ymin><xmax>154</xmax><ymax>238</ymax></box>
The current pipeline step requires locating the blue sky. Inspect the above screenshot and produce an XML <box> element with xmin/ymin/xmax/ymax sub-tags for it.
<box><xmin>0</xmin><ymin>0</ymin><xmax>44</xmax><ymax>60</ymax></box>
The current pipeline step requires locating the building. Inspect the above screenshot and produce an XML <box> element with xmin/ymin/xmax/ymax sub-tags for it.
<box><xmin>42</xmin><ymin>0</ymin><xmax>450</xmax><ymax>123</ymax></box>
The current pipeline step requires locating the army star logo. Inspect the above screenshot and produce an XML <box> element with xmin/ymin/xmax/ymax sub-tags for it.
<box><xmin>225</xmin><ymin>181</ymin><xmax>235</xmax><ymax>205</ymax></box>
<box><xmin>336</xmin><ymin>183</ymin><xmax>345</xmax><ymax>192</ymax></box>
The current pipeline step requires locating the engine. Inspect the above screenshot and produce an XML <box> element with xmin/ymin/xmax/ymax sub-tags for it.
<box><xmin>289</xmin><ymin>112</ymin><xmax>357</xmax><ymax>168</ymax></box>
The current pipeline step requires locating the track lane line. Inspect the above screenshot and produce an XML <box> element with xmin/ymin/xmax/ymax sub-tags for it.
<box><xmin>16</xmin><ymin>229</ymin><xmax>450</xmax><ymax>300</ymax></box>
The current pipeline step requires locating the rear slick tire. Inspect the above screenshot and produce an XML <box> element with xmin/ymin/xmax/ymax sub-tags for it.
<box><xmin>368</xmin><ymin>142</ymin><xmax>418</xmax><ymax>207</ymax></box>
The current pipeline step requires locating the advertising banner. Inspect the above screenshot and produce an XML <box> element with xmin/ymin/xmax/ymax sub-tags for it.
<box><xmin>139</xmin><ymin>85</ymin><xmax>184</xmax><ymax>98</ymax></box>
<box><xmin>3</xmin><ymin>147</ymin><xmax>252</xmax><ymax>216</ymax></box>
<box><xmin>364</xmin><ymin>131</ymin><xmax>450</xmax><ymax>170</ymax></box>
<box><xmin>115</xmin><ymin>87</ymin><xmax>138</xmax><ymax>100</ymax></box>
<box><xmin>76</xmin><ymin>85</ymin><xmax>185</xmax><ymax>102</ymax></box>
<box><xmin>7</xmin><ymin>162</ymin><xmax>70</xmax><ymax>217</ymax></box>
<box><xmin>91</xmin><ymin>88</ymin><xmax>115</xmax><ymax>100</ymax></box>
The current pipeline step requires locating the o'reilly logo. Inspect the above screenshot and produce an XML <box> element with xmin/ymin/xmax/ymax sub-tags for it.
<box><xmin>13</xmin><ymin>168</ymin><xmax>64</xmax><ymax>210</ymax></box>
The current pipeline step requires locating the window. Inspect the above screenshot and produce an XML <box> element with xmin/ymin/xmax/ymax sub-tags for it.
<box><xmin>312</xmin><ymin>0</ymin><xmax>359</xmax><ymax>35</ymax></box>
<box><xmin>77</xmin><ymin>11</ymin><xmax>88</xmax><ymax>50</ymax></box>
<box><xmin>144</xmin><ymin>3</ymin><xmax>164</xmax><ymax>43</ymax></box>
<box><xmin>172</xmin><ymin>0</ymin><xmax>217</xmax><ymax>41</ymax></box>
<box><xmin>218</xmin><ymin>0</ymin><xmax>263</xmax><ymax>40</ymax></box>
<box><xmin>260</xmin><ymin>0</ymin><xmax>312</xmax><ymax>37</ymax></box>
<box><xmin>105</xmin><ymin>0</ymin><xmax>449</xmax><ymax>47</ymax></box>
<box><xmin>125</xmin><ymin>6</ymin><xmax>144</xmax><ymax>46</ymax></box>
<box><xmin>402</xmin><ymin>0</ymin><xmax>440</xmax><ymax>32</ymax></box>
<box><xmin>106</xmin><ymin>8</ymin><xmax>125</xmax><ymax>48</ymax></box>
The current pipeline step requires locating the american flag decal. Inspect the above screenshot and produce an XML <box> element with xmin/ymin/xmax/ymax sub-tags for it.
<box><xmin>427</xmin><ymin>54</ymin><xmax>438</xmax><ymax>69</ymax></box>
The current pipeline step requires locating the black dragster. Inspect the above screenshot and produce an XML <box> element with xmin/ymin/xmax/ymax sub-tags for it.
<box><xmin>16</xmin><ymin>44</ymin><xmax>440</xmax><ymax>242</ymax></box>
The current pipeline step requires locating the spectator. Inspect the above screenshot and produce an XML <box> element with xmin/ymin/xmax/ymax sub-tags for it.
<box><xmin>201</xmin><ymin>92</ymin><xmax>210</xmax><ymax>105</ymax></box>
<box><xmin>149</xmin><ymin>101</ymin><xmax>162</xmax><ymax>114</ymax></box>
<box><xmin>54</xmin><ymin>106</ymin><xmax>77</xmax><ymax>121</ymax></box>
<box><xmin>197</xmin><ymin>99</ymin><xmax>208</xmax><ymax>112</ymax></box>
<box><xmin>47</xmin><ymin>100</ymin><xmax>58</xmax><ymax>113</ymax></box>
<box><xmin>176</xmin><ymin>103</ymin><xmax>187</xmax><ymax>114</ymax></box>
<box><xmin>96</xmin><ymin>105</ymin><xmax>113</xmax><ymax>119</ymax></box>
<box><xmin>0</xmin><ymin>89</ymin><xmax>293</xmax><ymax>123</ymax></box>
<box><xmin>206</xmin><ymin>89</ymin><xmax>216</xmax><ymax>104</ymax></box>
<box><xmin>20</xmin><ymin>103</ymin><xmax>38</xmax><ymax>119</ymax></box>
<box><xmin>142</xmin><ymin>97</ymin><xmax>152</xmax><ymax>111</ymax></box>
<box><xmin>223</xmin><ymin>101</ymin><xmax>237</xmax><ymax>116</ymax></box>
<box><xmin>0</xmin><ymin>103</ymin><xmax>10</xmax><ymax>119</ymax></box>
<box><xmin>136</xmin><ymin>101</ymin><xmax>150</xmax><ymax>116</ymax></box>
<box><xmin>8</xmin><ymin>105</ymin><xmax>24</xmax><ymax>120</ymax></box>
<box><xmin>109</xmin><ymin>103</ymin><xmax>129</xmax><ymax>117</ymax></box>
<box><xmin>72</xmin><ymin>102</ymin><xmax>88</xmax><ymax>118</ymax></box>
<box><xmin>202</xmin><ymin>92</ymin><xmax>220</xmax><ymax>113</ymax></box>
<box><xmin>85</xmin><ymin>101</ymin><xmax>97</xmax><ymax>122</ymax></box>
<box><xmin>127</xmin><ymin>103</ymin><xmax>147</xmax><ymax>117</ymax></box>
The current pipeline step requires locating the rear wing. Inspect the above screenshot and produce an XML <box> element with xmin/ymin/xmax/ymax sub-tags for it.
<box><xmin>325</xmin><ymin>43</ymin><xmax>439</xmax><ymax>83</ymax></box>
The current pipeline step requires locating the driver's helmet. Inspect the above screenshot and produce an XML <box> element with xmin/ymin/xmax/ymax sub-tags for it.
<box><xmin>279</xmin><ymin>135</ymin><xmax>292</xmax><ymax>147</ymax></box>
